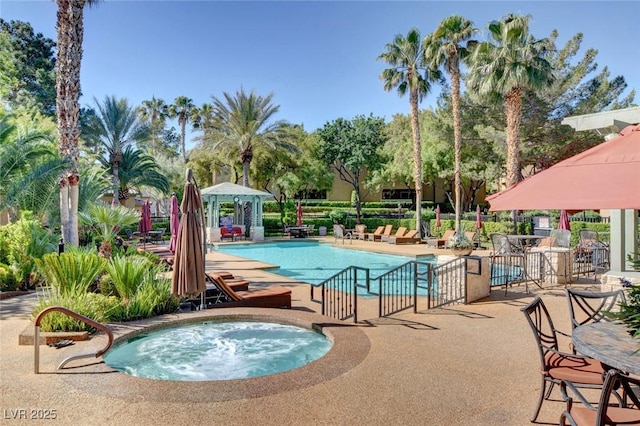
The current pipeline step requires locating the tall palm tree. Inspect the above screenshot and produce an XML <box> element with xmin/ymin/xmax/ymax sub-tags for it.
<box><xmin>55</xmin><ymin>0</ymin><xmax>101</xmax><ymax>246</ymax></box>
<box><xmin>83</xmin><ymin>95</ymin><xmax>149</xmax><ymax>203</ymax></box>
<box><xmin>168</xmin><ymin>96</ymin><xmax>195</xmax><ymax>161</ymax></box>
<box><xmin>137</xmin><ymin>96</ymin><xmax>168</xmax><ymax>156</ymax></box>
<box><xmin>192</xmin><ymin>103</ymin><xmax>216</xmax><ymax>144</ymax></box>
<box><xmin>425</xmin><ymin>15</ymin><xmax>477</xmax><ymax>239</ymax></box>
<box><xmin>467</xmin><ymin>14</ymin><xmax>554</xmax><ymax>188</ymax></box>
<box><xmin>378</xmin><ymin>28</ymin><xmax>440</xmax><ymax>238</ymax></box>
<box><xmin>211</xmin><ymin>88</ymin><xmax>294</xmax><ymax>231</ymax></box>
<box><xmin>211</xmin><ymin>88</ymin><xmax>293</xmax><ymax>188</ymax></box>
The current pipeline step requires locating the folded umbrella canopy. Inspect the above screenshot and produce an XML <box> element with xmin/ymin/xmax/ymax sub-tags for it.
<box><xmin>487</xmin><ymin>124</ymin><xmax>640</xmax><ymax>211</ymax></box>
<box><xmin>475</xmin><ymin>205</ymin><xmax>483</xmax><ymax>230</ymax></box>
<box><xmin>137</xmin><ymin>201</ymin><xmax>152</xmax><ymax>249</ymax></box>
<box><xmin>171</xmin><ymin>177</ymin><xmax>206</xmax><ymax>299</ymax></box>
<box><xmin>435</xmin><ymin>205</ymin><xmax>441</xmax><ymax>228</ymax></box>
<box><xmin>168</xmin><ymin>193</ymin><xmax>179</xmax><ymax>253</ymax></box>
<box><xmin>558</xmin><ymin>210</ymin><xmax>571</xmax><ymax>231</ymax></box>
<box><xmin>296</xmin><ymin>201</ymin><xmax>303</xmax><ymax>227</ymax></box>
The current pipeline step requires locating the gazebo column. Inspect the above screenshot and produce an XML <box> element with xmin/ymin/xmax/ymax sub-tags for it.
<box><xmin>208</xmin><ymin>196</ymin><xmax>221</xmax><ymax>243</ymax></box>
<box><xmin>250</xmin><ymin>196</ymin><xmax>264</xmax><ymax>241</ymax></box>
<box><xmin>602</xmin><ymin>209</ymin><xmax>640</xmax><ymax>290</ymax></box>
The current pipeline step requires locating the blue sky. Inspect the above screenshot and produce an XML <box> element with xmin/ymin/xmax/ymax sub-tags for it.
<box><xmin>2</xmin><ymin>1</ymin><xmax>638</xmax><ymax>148</ymax></box>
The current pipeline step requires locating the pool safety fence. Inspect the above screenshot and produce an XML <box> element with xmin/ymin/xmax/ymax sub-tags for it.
<box><xmin>310</xmin><ymin>259</ymin><xmax>468</xmax><ymax>323</ymax></box>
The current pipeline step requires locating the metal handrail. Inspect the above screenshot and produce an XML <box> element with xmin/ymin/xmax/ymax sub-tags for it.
<box><xmin>34</xmin><ymin>306</ymin><xmax>114</xmax><ymax>374</ymax></box>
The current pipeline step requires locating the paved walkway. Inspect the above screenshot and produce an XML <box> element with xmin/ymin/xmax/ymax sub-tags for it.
<box><xmin>0</xmin><ymin>238</ymin><xmax>603</xmax><ymax>425</ymax></box>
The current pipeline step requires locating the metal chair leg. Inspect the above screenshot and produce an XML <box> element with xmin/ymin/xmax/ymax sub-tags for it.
<box><xmin>530</xmin><ymin>377</ymin><xmax>548</xmax><ymax>422</ymax></box>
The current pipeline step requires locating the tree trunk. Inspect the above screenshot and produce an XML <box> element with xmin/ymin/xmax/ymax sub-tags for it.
<box><xmin>451</xmin><ymin>67</ymin><xmax>463</xmax><ymax>238</ymax></box>
<box><xmin>504</xmin><ymin>87</ymin><xmax>523</xmax><ymax>187</ymax></box>
<box><xmin>242</xmin><ymin>156</ymin><xmax>252</xmax><ymax>232</ymax></box>
<box><xmin>179</xmin><ymin>116</ymin><xmax>187</xmax><ymax>161</ymax></box>
<box><xmin>56</xmin><ymin>0</ymin><xmax>85</xmax><ymax>247</ymax></box>
<box><xmin>59</xmin><ymin>178</ymin><xmax>70</xmax><ymax>243</ymax></box>
<box><xmin>409</xmin><ymin>89</ymin><xmax>423</xmax><ymax>238</ymax></box>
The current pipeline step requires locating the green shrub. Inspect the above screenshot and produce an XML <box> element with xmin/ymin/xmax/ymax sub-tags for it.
<box><xmin>0</xmin><ymin>264</ymin><xmax>18</xmax><ymax>292</ymax></box>
<box><xmin>33</xmin><ymin>291</ymin><xmax>118</xmax><ymax>332</ymax></box>
<box><xmin>36</xmin><ymin>250</ymin><xmax>106</xmax><ymax>297</ymax></box>
<box><xmin>329</xmin><ymin>210</ymin><xmax>347</xmax><ymax>224</ymax></box>
<box><xmin>104</xmin><ymin>255</ymin><xmax>152</xmax><ymax>300</ymax></box>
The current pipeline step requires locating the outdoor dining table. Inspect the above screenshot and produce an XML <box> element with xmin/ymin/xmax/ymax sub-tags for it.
<box><xmin>505</xmin><ymin>235</ymin><xmax>542</xmax><ymax>253</ymax></box>
<box><xmin>288</xmin><ymin>226</ymin><xmax>308</xmax><ymax>238</ymax></box>
<box><xmin>572</xmin><ymin>321</ymin><xmax>640</xmax><ymax>375</ymax></box>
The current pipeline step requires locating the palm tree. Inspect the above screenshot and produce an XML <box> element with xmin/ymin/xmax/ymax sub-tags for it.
<box><xmin>378</xmin><ymin>28</ymin><xmax>440</xmax><ymax>238</ymax></box>
<box><xmin>192</xmin><ymin>103</ymin><xmax>216</xmax><ymax>144</ymax></box>
<box><xmin>210</xmin><ymin>88</ymin><xmax>293</xmax><ymax>188</ymax></box>
<box><xmin>55</xmin><ymin>0</ymin><xmax>101</xmax><ymax>246</ymax></box>
<box><xmin>467</xmin><ymin>14</ymin><xmax>554</xmax><ymax>188</ymax></box>
<box><xmin>137</xmin><ymin>96</ymin><xmax>168</xmax><ymax>156</ymax></box>
<box><xmin>110</xmin><ymin>145</ymin><xmax>169</xmax><ymax>203</ymax></box>
<box><xmin>83</xmin><ymin>95</ymin><xmax>149</xmax><ymax>203</ymax></box>
<box><xmin>211</xmin><ymin>88</ymin><xmax>294</xmax><ymax>231</ymax></box>
<box><xmin>168</xmin><ymin>96</ymin><xmax>196</xmax><ymax>161</ymax></box>
<box><xmin>0</xmin><ymin>111</ymin><xmax>67</xmax><ymax>221</ymax></box>
<box><xmin>425</xmin><ymin>15</ymin><xmax>477</xmax><ymax>239</ymax></box>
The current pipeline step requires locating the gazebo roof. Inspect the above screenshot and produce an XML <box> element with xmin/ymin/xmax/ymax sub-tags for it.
<box><xmin>200</xmin><ymin>182</ymin><xmax>274</xmax><ymax>201</ymax></box>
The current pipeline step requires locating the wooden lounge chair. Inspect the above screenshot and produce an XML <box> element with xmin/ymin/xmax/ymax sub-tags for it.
<box><xmin>206</xmin><ymin>274</ymin><xmax>292</xmax><ymax>309</ymax></box>
<box><xmin>381</xmin><ymin>226</ymin><xmax>407</xmax><ymax>243</ymax></box>
<box><xmin>427</xmin><ymin>229</ymin><xmax>455</xmax><ymax>248</ymax></box>
<box><xmin>352</xmin><ymin>224</ymin><xmax>367</xmax><ymax>240</ymax></box>
<box><xmin>363</xmin><ymin>226</ymin><xmax>384</xmax><ymax>241</ymax></box>
<box><xmin>388</xmin><ymin>229</ymin><xmax>419</xmax><ymax>244</ymax></box>
<box><xmin>368</xmin><ymin>225</ymin><xmax>393</xmax><ymax>242</ymax></box>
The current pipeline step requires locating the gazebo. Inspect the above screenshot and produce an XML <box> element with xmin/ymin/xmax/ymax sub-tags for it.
<box><xmin>200</xmin><ymin>182</ymin><xmax>274</xmax><ymax>242</ymax></box>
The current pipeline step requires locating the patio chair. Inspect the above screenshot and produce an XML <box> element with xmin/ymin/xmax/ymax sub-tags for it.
<box><xmin>575</xmin><ymin>230</ymin><xmax>609</xmax><ymax>280</ymax></box>
<box><xmin>205</xmin><ymin>274</ymin><xmax>291</xmax><ymax>309</ymax></box>
<box><xmin>560</xmin><ymin>369</ymin><xmax>640</xmax><ymax>426</ymax></box>
<box><xmin>426</xmin><ymin>229</ymin><xmax>455</xmax><ymax>248</ymax></box>
<box><xmin>381</xmin><ymin>226</ymin><xmax>407</xmax><ymax>243</ymax></box>
<box><xmin>368</xmin><ymin>225</ymin><xmax>392</xmax><ymax>242</ymax></box>
<box><xmin>150</xmin><ymin>228</ymin><xmax>166</xmax><ymax>244</ymax></box>
<box><xmin>352</xmin><ymin>224</ymin><xmax>367</xmax><ymax>240</ymax></box>
<box><xmin>333</xmin><ymin>224</ymin><xmax>352</xmax><ymax>244</ymax></box>
<box><xmin>388</xmin><ymin>229</ymin><xmax>419</xmax><ymax>245</ymax></box>
<box><xmin>231</xmin><ymin>226</ymin><xmax>244</xmax><ymax>240</ymax></box>
<box><xmin>521</xmin><ymin>297</ymin><xmax>610</xmax><ymax>422</ymax></box>
<box><xmin>220</xmin><ymin>227</ymin><xmax>235</xmax><ymax>241</ymax></box>
<box><xmin>566</xmin><ymin>288</ymin><xmax>627</xmax><ymax>331</ymax></box>
<box><xmin>305</xmin><ymin>224</ymin><xmax>315</xmax><ymax>236</ymax></box>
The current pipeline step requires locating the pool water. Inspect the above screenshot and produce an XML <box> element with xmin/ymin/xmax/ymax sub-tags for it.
<box><xmin>215</xmin><ymin>241</ymin><xmax>421</xmax><ymax>285</ymax></box>
<box><xmin>103</xmin><ymin>321</ymin><xmax>332</xmax><ymax>381</ymax></box>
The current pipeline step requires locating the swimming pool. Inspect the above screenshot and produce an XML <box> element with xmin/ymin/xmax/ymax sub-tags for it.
<box><xmin>215</xmin><ymin>241</ymin><xmax>425</xmax><ymax>285</ymax></box>
<box><xmin>103</xmin><ymin>320</ymin><xmax>332</xmax><ymax>381</ymax></box>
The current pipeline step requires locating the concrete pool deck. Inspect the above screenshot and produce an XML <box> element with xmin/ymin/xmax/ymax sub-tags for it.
<box><xmin>0</xmin><ymin>238</ymin><xmax>605</xmax><ymax>425</ymax></box>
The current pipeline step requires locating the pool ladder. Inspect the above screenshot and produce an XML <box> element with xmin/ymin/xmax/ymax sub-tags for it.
<box><xmin>34</xmin><ymin>306</ymin><xmax>114</xmax><ymax>374</ymax></box>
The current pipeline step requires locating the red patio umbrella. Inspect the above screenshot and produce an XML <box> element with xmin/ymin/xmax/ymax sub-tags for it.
<box><xmin>558</xmin><ymin>209</ymin><xmax>571</xmax><ymax>231</ymax></box>
<box><xmin>171</xmin><ymin>178</ymin><xmax>206</xmax><ymax>299</ymax></box>
<box><xmin>487</xmin><ymin>124</ymin><xmax>640</xmax><ymax>211</ymax></box>
<box><xmin>475</xmin><ymin>205</ymin><xmax>483</xmax><ymax>230</ymax></box>
<box><xmin>168</xmin><ymin>193</ymin><xmax>179</xmax><ymax>253</ymax></box>
<box><xmin>296</xmin><ymin>201</ymin><xmax>303</xmax><ymax>227</ymax></box>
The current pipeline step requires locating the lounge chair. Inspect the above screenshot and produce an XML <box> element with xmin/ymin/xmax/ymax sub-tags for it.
<box><xmin>381</xmin><ymin>226</ymin><xmax>407</xmax><ymax>243</ymax></box>
<box><xmin>363</xmin><ymin>226</ymin><xmax>384</xmax><ymax>241</ymax></box>
<box><xmin>388</xmin><ymin>229</ymin><xmax>419</xmax><ymax>244</ymax></box>
<box><xmin>426</xmin><ymin>229</ymin><xmax>455</xmax><ymax>248</ymax></box>
<box><xmin>206</xmin><ymin>274</ymin><xmax>291</xmax><ymax>309</ymax></box>
<box><xmin>352</xmin><ymin>224</ymin><xmax>367</xmax><ymax>240</ymax></box>
<box><xmin>333</xmin><ymin>224</ymin><xmax>352</xmax><ymax>244</ymax></box>
<box><xmin>368</xmin><ymin>225</ymin><xmax>392</xmax><ymax>242</ymax></box>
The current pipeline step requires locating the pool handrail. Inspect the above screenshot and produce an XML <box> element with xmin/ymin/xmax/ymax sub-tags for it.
<box><xmin>34</xmin><ymin>306</ymin><xmax>114</xmax><ymax>374</ymax></box>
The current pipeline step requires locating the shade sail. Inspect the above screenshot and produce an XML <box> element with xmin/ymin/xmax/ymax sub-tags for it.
<box><xmin>487</xmin><ymin>124</ymin><xmax>640</xmax><ymax>211</ymax></box>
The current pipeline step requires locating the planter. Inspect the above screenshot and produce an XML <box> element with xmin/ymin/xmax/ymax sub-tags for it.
<box><xmin>451</xmin><ymin>247</ymin><xmax>473</xmax><ymax>257</ymax></box>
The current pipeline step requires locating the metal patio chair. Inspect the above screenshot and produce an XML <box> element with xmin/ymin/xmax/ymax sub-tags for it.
<box><xmin>521</xmin><ymin>297</ymin><xmax>609</xmax><ymax>422</ymax></box>
<box><xmin>560</xmin><ymin>369</ymin><xmax>640</xmax><ymax>426</ymax></box>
